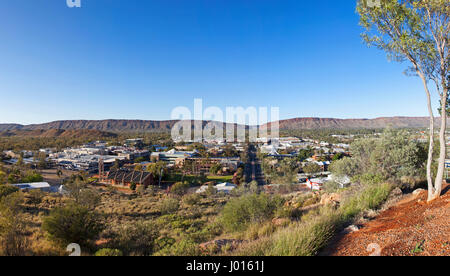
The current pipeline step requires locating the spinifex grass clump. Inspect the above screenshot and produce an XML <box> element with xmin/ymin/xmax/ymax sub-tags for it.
<box><xmin>234</xmin><ymin>183</ymin><xmax>393</xmax><ymax>256</ymax></box>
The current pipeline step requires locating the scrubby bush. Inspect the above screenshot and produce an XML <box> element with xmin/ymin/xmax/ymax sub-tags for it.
<box><xmin>95</xmin><ymin>248</ymin><xmax>123</xmax><ymax>256</ymax></box>
<box><xmin>22</xmin><ymin>172</ymin><xmax>44</xmax><ymax>183</ymax></box>
<box><xmin>220</xmin><ymin>194</ymin><xmax>284</xmax><ymax>232</ymax></box>
<box><xmin>0</xmin><ymin>185</ymin><xmax>19</xmax><ymax>199</ymax></box>
<box><xmin>0</xmin><ymin>171</ymin><xmax>6</xmax><ymax>185</ymax></box>
<box><xmin>234</xmin><ymin>183</ymin><xmax>393</xmax><ymax>256</ymax></box>
<box><xmin>183</xmin><ymin>193</ymin><xmax>201</xmax><ymax>206</ymax></box>
<box><xmin>303</xmin><ymin>163</ymin><xmax>322</xmax><ymax>175</ymax></box>
<box><xmin>77</xmin><ymin>189</ymin><xmax>101</xmax><ymax>210</ymax></box>
<box><xmin>206</xmin><ymin>182</ymin><xmax>216</xmax><ymax>196</ymax></box>
<box><xmin>112</xmin><ymin>222</ymin><xmax>159</xmax><ymax>256</ymax></box>
<box><xmin>28</xmin><ymin>189</ymin><xmax>44</xmax><ymax>208</ymax></box>
<box><xmin>155</xmin><ymin>237</ymin><xmax>201</xmax><ymax>256</ymax></box>
<box><xmin>129</xmin><ymin>182</ymin><xmax>137</xmax><ymax>191</ymax></box>
<box><xmin>42</xmin><ymin>203</ymin><xmax>104</xmax><ymax>248</ymax></box>
<box><xmin>0</xmin><ymin>192</ymin><xmax>28</xmax><ymax>256</ymax></box>
<box><xmin>330</xmin><ymin>129</ymin><xmax>426</xmax><ymax>181</ymax></box>
<box><xmin>171</xmin><ymin>182</ymin><xmax>190</xmax><ymax>196</ymax></box>
<box><xmin>159</xmin><ymin>197</ymin><xmax>180</xmax><ymax>215</ymax></box>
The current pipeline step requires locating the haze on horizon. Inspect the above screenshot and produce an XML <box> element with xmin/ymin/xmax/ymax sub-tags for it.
<box><xmin>0</xmin><ymin>0</ymin><xmax>440</xmax><ymax>125</ymax></box>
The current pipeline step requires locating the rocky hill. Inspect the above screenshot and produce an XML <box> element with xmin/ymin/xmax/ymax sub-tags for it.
<box><xmin>0</xmin><ymin>117</ymin><xmax>441</xmax><ymax>133</ymax></box>
<box><xmin>0</xmin><ymin>129</ymin><xmax>117</xmax><ymax>139</ymax></box>
<box><xmin>262</xmin><ymin>117</ymin><xmax>443</xmax><ymax>130</ymax></box>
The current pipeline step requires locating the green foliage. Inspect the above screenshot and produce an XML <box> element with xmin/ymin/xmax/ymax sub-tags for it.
<box><xmin>42</xmin><ymin>203</ymin><xmax>104</xmax><ymax>247</ymax></box>
<box><xmin>249</xmin><ymin>181</ymin><xmax>259</xmax><ymax>194</ymax></box>
<box><xmin>302</xmin><ymin>163</ymin><xmax>322</xmax><ymax>175</ymax></box>
<box><xmin>28</xmin><ymin>189</ymin><xmax>44</xmax><ymax>208</ymax></box>
<box><xmin>235</xmin><ymin>183</ymin><xmax>393</xmax><ymax>256</ymax></box>
<box><xmin>155</xmin><ymin>237</ymin><xmax>201</xmax><ymax>256</ymax></box>
<box><xmin>209</xmin><ymin>163</ymin><xmax>222</xmax><ymax>175</ymax></box>
<box><xmin>77</xmin><ymin>189</ymin><xmax>101</xmax><ymax>210</ymax></box>
<box><xmin>330</xmin><ymin>129</ymin><xmax>426</xmax><ymax>181</ymax></box>
<box><xmin>134</xmin><ymin>157</ymin><xmax>146</xmax><ymax>163</ymax></box>
<box><xmin>159</xmin><ymin>197</ymin><xmax>180</xmax><ymax>215</ymax></box>
<box><xmin>220</xmin><ymin>193</ymin><xmax>284</xmax><ymax>232</ymax></box>
<box><xmin>329</xmin><ymin>157</ymin><xmax>358</xmax><ymax>177</ymax></box>
<box><xmin>0</xmin><ymin>185</ymin><xmax>19</xmax><ymax>199</ymax></box>
<box><xmin>64</xmin><ymin>179</ymin><xmax>101</xmax><ymax>210</ymax></box>
<box><xmin>206</xmin><ymin>182</ymin><xmax>216</xmax><ymax>196</ymax></box>
<box><xmin>0</xmin><ymin>192</ymin><xmax>28</xmax><ymax>256</ymax></box>
<box><xmin>129</xmin><ymin>182</ymin><xmax>137</xmax><ymax>191</ymax></box>
<box><xmin>0</xmin><ymin>171</ymin><xmax>6</xmax><ymax>185</ymax></box>
<box><xmin>332</xmin><ymin>152</ymin><xmax>344</xmax><ymax>161</ymax></box>
<box><xmin>112</xmin><ymin>221</ymin><xmax>159</xmax><ymax>256</ymax></box>
<box><xmin>95</xmin><ymin>248</ymin><xmax>123</xmax><ymax>256</ymax></box>
<box><xmin>263</xmin><ymin>157</ymin><xmax>299</xmax><ymax>184</ymax></box>
<box><xmin>147</xmin><ymin>161</ymin><xmax>168</xmax><ymax>180</ymax></box>
<box><xmin>183</xmin><ymin>193</ymin><xmax>201</xmax><ymax>206</ymax></box>
<box><xmin>340</xmin><ymin>183</ymin><xmax>393</xmax><ymax>221</ymax></box>
<box><xmin>297</xmin><ymin>149</ymin><xmax>314</xmax><ymax>161</ymax></box>
<box><xmin>170</xmin><ymin>181</ymin><xmax>190</xmax><ymax>196</ymax></box>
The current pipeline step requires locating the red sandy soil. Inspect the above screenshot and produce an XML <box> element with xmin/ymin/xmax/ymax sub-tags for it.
<box><xmin>328</xmin><ymin>185</ymin><xmax>450</xmax><ymax>256</ymax></box>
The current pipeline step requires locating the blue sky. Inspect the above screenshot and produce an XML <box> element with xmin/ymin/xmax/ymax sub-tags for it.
<box><xmin>0</xmin><ymin>0</ymin><xmax>439</xmax><ymax>124</ymax></box>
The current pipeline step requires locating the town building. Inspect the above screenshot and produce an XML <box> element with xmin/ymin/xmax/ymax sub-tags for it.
<box><xmin>105</xmin><ymin>169</ymin><xmax>156</xmax><ymax>188</ymax></box>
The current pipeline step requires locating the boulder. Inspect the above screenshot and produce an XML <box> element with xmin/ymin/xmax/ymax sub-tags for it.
<box><xmin>342</xmin><ymin>225</ymin><xmax>359</xmax><ymax>234</ymax></box>
<box><xmin>320</xmin><ymin>193</ymin><xmax>341</xmax><ymax>206</ymax></box>
<box><xmin>413</xmin><ymin>188</ymin><xmax>426</xmax><ymax>196</ymax></box>
<box><xmin>199</xmin><ymin>239</ymin><xmax>243</xmax><ymax>254</ymax></box>
<box><xmin>391</xmin><ymin>187</ymin><xmax>403</xmax><ymax>197</ymax></box>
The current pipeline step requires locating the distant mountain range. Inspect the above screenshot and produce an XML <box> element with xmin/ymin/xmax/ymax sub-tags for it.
<box><xmin>0</xmin><ymin>129</ymin><xmax>117</xmax><ymax>139</ymax></box>
<box><xmin>0</xmin><ymin>117</ymin><xmax>441</xmax><ymax>133</ymax></box>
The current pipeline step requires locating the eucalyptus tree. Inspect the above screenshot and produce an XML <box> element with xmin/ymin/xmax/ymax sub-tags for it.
<box><xmin>357</xmin><ymin>0</ymin><xmax>449</xmax><ymax>201</ymax></box>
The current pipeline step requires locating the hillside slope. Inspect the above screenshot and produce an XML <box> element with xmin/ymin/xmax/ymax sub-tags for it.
<box><xmin>325</xmin><ymin>186</ymin><xmax>450</xmax><ymax>256</ymax></box>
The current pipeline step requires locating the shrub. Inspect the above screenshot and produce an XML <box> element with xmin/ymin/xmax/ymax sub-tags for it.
<box><xmin>206</xmin><ymin>182</ymin><xmax>216</xmax><ymax>196</ymax></box>
<box><xmin>155</xmin><ymin>237</ymin><xmax>201</xmax><ymax>256</ymax></box>
<box><xmin>0</xmin><ymin>185</ymin><xmax>19</xmax><ymax>199</ymax></box>
<box><xmin>95</xmin><ymin>248</ymin><xmax>123</xmax><ymax>256</ymax></box>
<box><xmin>22</xmin><ymin>172</ymin><xmax>44</xmax><ymax>183</ymax></box>
<box><xmin>42</xmin><ymin>203</ymin><xmax>104</xmax><ymax>247</ymax></box>
<box><xmin>0</xmin><ymin>192</ymin><xmax>28</xmax><ymax>256</ymax></box>
<box><xmin>0</xmin><ymin>171</ymin><xmax>6</xmax><ymax>184</ymax></box>
<box><xmin>159</xmin><ymin>197</ymin><xmax>180</xmax><ymax>215</ymax></box>
<box><xmin>28</xmin><ymin>189</ymin><xmax>44</xmax><ymax>208</ymax></box>
<box><xmin>136</xmin><ymin>185</ymin><xmax>146</xmax><ymax>195</ymax></box>
<box><xmin>171</xmin><ymin>182</ymin><xmax>190</xmax><ymax>196</ymax></box>
<box><xmin>234</xmin><ymin>183</ymin><xmax>393</xmax><ymax>256</ymax></box>
<box><xmin>129</xmin><ymin>182</ymin><xmax>137</xmax><ymax>191</ymax></box>
<box><xmin>220</xmin><ymin>194</ymin><xmax>284</xmax><ymax>232</ymax></box>
<box><xmin>112</xmin><ymin>222</ymin><xmax>159</xmax><ymax>256</ymax></box>
<box><xmin>303</xmin><ymin>163</ymin><xmax>322</xmax><ymax>175</ymax></box>
<box><xmin>340</xmin><ymin>183</ymin><xmax>392</xmax><ymax>220</ymax></box>
<box><xmin>183</xmin><ymin>193</ymin><xmax>201</xmax><ymax>206</ymax></box>
<box><xmin>77</xmin><ymin>189</ymin><xmax>101</xmax><ymax>210</ymax></box>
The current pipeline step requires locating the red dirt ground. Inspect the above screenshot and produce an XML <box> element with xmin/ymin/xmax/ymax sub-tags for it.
<box><xmin>327</xmin><ymin>185</ymin><xmax>450</xmax><ymax>256</ymax></box>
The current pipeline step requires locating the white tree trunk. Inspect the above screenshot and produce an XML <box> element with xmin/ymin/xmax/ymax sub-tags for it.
<box><xmin>431</xmin><ymin>90</ymin><xmax>447</xmax><ymax>202</ymax></box>
<box><xmin>418</xmin><ymin>73</ymin><xmax>435</xmax><ymax>199</ymax></box>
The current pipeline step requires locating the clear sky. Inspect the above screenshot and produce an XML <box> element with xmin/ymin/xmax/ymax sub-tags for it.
<box><xmin>0</xmin><ymin>0</ymin><xmax>439</xmax><ymax>124</ymax></box>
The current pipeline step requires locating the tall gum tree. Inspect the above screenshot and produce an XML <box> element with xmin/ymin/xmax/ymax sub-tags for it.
<box><xmin>357</xmin><ymin>0</ymin><xmax>449</xmax><ymax>202</ymax></box>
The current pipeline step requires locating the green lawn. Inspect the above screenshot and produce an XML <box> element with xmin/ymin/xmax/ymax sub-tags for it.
<box><xmin>207</xmin><ymin>175</ymin><xmax>233</xmax><ymax>182</ymax></box>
